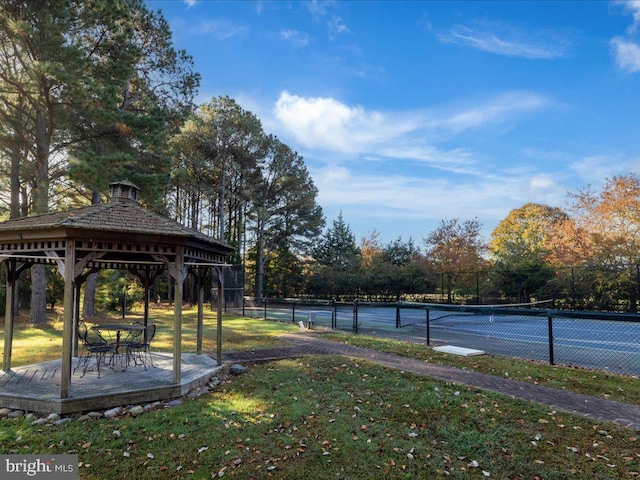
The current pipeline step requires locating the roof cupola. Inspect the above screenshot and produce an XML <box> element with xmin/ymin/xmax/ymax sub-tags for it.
<box><xmin>109</xmin><ymin>180</ymin><xmax>140</xmax><ymax>204</ymax></box>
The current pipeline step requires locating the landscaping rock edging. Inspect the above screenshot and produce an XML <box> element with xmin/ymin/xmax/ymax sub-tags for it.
<box><xmin>0</xmin><ymin>363</ymin><xmax>247</xmax><ymax>425</ymax></box>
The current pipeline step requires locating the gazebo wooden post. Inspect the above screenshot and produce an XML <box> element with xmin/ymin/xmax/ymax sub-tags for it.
<box><xmin>3</xmin><ymin>258</ymin><xmax>16</xmax><ymax>371</ymax></box>
<box><xmin>143</xmin><ymin>266</ymin><xmax>151</xmax><ymax>332</ymax></box>
<box><xmin>216</xmin><ymin>265</ymin><xmax>224</xmax><ymax>366</ymax></box>
<box><xmin>196</xmin><ymin>268</ymin><xmax>205</xmax><ymax>355</ymax></box>
<box><xmin>73</xmin><ymin>281</ymin><xmax>82</xmax><ymax>357</ymax></box>
<box><xmin>173</xmin><ymin>246</ymin><xmax>185</xmax><ymax>384</ymax></box>
<box><xmin>61</xmin><ymin>239</ymin><xmax>76</xmax><ymax>398</ymax></box>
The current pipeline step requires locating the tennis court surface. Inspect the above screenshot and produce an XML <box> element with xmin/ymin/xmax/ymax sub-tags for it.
<box><xmin>236</xmin><ymin>299</ymin><xmax>640</xmax><ymax>376</ymax></box>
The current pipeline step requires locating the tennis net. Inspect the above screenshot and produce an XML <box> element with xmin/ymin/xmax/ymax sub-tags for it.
<box><xmin>398</xmin><ymin>299</ymin><xmax>554</xmax><ymax>328</ymax></box>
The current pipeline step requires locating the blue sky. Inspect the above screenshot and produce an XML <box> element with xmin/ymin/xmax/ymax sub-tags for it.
<box><xmin>147</xmin><ymin>0</ymin><xmax>640</xmax><ymax>245</ymax></box>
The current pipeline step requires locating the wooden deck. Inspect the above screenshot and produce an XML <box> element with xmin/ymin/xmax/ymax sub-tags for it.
<box><xmin>0</xmin><ymin>353</ymin><xmax>224</xmax><ymax>415</ymax></box>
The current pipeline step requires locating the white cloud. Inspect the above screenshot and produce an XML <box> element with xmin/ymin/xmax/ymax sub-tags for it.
<box><xmin>310</xmin><ymin>163</ymin><xmax>567</xmax><ymax>241</ymax></box>
<box><xmin>321</xmin><ymin>163</ymin><xmax>350</xmax><ymax>182</ymax></box>
<box><xmin>381</xmin><ymin>144</ymin><xmax>477</xmax><ymax>167</ymax></box>
<box><xmin>526</xmin><ymin>175</ymin><xmax>566</xmax><ymax>206</ymax></box>
<box><xmin>280</xmin><ymin>29</ymin><xmax>310</xmax><ymax>47</ymax></box>
<box><xmin>273</xmin><ymin>90</ymin><xmax>551</xmax><ymax>159</ymax></box>
<box><xmin>328</xmin><ymin>15</ymin><xmax>350</xmax><ymax>39</ymax></box>
<box><xmin>182</xmin><ymin>0</ymin><xmax>197</xmax><ymax>8</ymax></box>
<box><xmin>611</xmin><ymin>37</ymin><xmax>640</xmax><ymax>72</ymax></box>
<box><xmin>436</xmin><ymin>22</ymin><xmax>569</xmax><ymax>59</ymax></box>
<box><xmin>438</xmin><ymin>92</ymin><xmax>552</xmax><ymax>134</ymax></box>
<box><xmin>307</xmin><ymin>0</ymin><xmax>336</xmax><ymax>17</ymax></box>
<box><xmin>571</xmin><ymin>154</ymin><xmax>640</xmax><ymax>184</ymax></box>
<box><xmin>529</xmin><ymin>175</ymin><xmax>556</xmax><ymax>192</ymax></box>
<box><xmin>269</xmin><ymin>89</ymin><xmax>564</xmax><ymax>238</ymax></box>
<box><xmin>615</xmin><ymin>0</ymin><xmax>640</xmax><ymax>32</ymax></box>
<box><xmin>188</xmin><ymin>20</ymin><xmax>248</xmax><ymax>40</ymax></box>
<box><xmin>273</xmin><ymin>91</ymin><xmax>405</xmax><ymax>154</ymax></box>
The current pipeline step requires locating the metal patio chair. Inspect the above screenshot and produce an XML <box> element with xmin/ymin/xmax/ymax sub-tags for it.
<box><xmin>74</xmin><ymin>322</ymin><xmax>115</xmax><ymax>377</ymax></box>
<box><xmin>126</xmin><ymin>323</ymin><xmax>156</xmax><ymax>370</ymax></box>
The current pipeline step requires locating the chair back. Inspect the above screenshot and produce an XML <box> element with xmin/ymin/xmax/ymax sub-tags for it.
<box><xmin>77</xmin><ymin>322</ymin><xmax>89</xmax><ymax>344</ymax></box>
<box><xmin>126</xmin><ymin>322</ymin><xmax>144</xmax><ymax>343</ymax></box>
<box><xmin>146</xmin><ymin>324</ymin><xmax>156</xmax><ymax>343</ymax></box>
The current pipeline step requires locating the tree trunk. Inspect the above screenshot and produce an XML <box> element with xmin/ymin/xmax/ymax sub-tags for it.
<box><xmin>218</xmin><ymin>160</ymin><xmax>226</xmax><ymax>241</ymax></box>
<box><xmin>30</xmin><ymin>264</ymin><xmax>47</xmax><ymax>323</ymax></box>
<box><xmin>83</xmin><ymin>273</ymin><xmax>98</xmax><ymax>318</ymax></box>
<box><xmin>9</xmin><ymin>150</ymin><xmax>21</xmax><ymax>315</ymax></box>
<box><xmin>30</xmin><ymin>107</ymin><xmax>50</xmax><ymax>325</ymax></box>
<box><xmin>82</xmin><ymin>191</ymin><xmax>102</xmax><ymax>318</ymax></box>
<box><xmin>255</xmin><ymin>224</ymin><xmax>264</xmax><ymax>299</ymax></box>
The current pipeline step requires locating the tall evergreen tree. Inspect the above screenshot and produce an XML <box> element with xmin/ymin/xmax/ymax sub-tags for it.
<box><xmin>249</xmin><ymin>136</ymin><xmax>324</xmax><ymax>298</ymax></box>
<box><xmin>314</xmin><ymin>212</ymin><xmax>360</xmax><ymax>272</ymax></box>
<box><xmin>169</xmin><ymin>96</ymin><xmax>264</xmax><ymax>254</ymax></box>
<box><xmin>0</xmin><ymin>0</ymin><xmax>199</xmax><ymax>321</ymax></box>
<box><xmin>0</xmin><ymin>0</ymin><xmax>102</xmax><ymax>323</ymax></box>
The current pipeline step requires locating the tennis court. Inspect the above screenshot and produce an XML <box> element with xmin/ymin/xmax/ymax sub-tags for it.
<box><xmin>237</xmin><ymin>299</ymin><xmax>640</xmax><ymax>376</ymax></box>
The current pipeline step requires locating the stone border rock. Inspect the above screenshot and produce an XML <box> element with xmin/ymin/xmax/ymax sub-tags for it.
<box><xmin>0</xmin><ymin>364</ymin><xmax>247</xmax><ymax>426</ymax></box>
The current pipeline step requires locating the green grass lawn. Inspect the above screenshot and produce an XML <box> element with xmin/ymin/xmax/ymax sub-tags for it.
<box><xmin>2</xmin><ymin>305</ymin><xmax>639</xmax><ymax>404</ymax></box>
<box><xmin>1</xmin><ymin>307</ymin><xmax>639</xmax><ymax>478</ymax></box>
<box><xmin>0</xmin><ymin>304</ymin><xmax>300</xmax><ymax>366</ymax></box>
<box><xmin>319</xmin><ymin>332</ymin><xmax>640</xmax><ymax>407</ymax></box>
<box><xmin>1</xmin><ymin>355</ymin><xmax>639</xmax><ymax>479</ymax></box>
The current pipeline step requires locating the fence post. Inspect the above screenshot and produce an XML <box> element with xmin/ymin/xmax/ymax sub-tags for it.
<box><xmin>395</xmin><ymin>302</ymin><xmax>400</xmax><ymax>328</ymax></box>
<box><xmin>353</xmin><ymin>299</ymin><xmax>359</xmax><ymax>334</ymax></box>
<box><xmin>426</xmin><ymin>309</ymin><xmax>430</xmax><ymax>346</ymax></box>
<box><xmin>292</xmin><ymin>301</ymin><xmax>296</xmax><ymax>323</ymax></box>
<box><xmin>636</xmin><ymin>263</ymin><xmax>640</xmax><ymax>313</ymax></box>
<box><xmin>263</xmin><ymin>298</ymin><xmax>267</xmax><ymax>320</ymax></box>
<box><xmin>332</xmin><ymin>298</ymin><xmax>337</xmax><ymax>329</ymax></box>
<box><xmin>242</xmin><ymin>296</ymin><xmax>245</xmax><ymax>316</ymax></box>
<box><xmin>547</xmin><ymin>315</ymin><xmax>555</xmax><ymax>365</ymax></box>
<box><xmin>571</xmin><ymin>267</ymin><xmax>576</xmax><ymax>308</ymax></box>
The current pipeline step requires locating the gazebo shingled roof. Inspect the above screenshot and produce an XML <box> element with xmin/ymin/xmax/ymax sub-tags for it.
<box><xmin>0</xmin><ymin>181</ymin><xmax>234</xmax><ymax>408</ymax></box>
<box><xmin>0</xmin><ymin>185</ymin><xmax>228</xmax><ymax>250</ymax></box>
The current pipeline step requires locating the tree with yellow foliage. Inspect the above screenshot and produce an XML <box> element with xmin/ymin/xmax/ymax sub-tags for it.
<box><xmin>564</xmin><ymin>174</ymin><xmax>640</xmax><ymax>311</ymax></box>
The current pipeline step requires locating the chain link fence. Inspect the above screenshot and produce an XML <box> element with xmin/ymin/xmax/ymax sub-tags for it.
<box><xmin>232</xmin><ymin>297</ymin><xmax>640</xmax><ymax>376</ymax></box>
<box><xmin>242</xmin><ymin>263</ymin><xmax>640</xmax><ymax>313</ymax></box>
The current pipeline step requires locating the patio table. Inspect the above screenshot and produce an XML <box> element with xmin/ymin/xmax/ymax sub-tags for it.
<box><xmin>93</xmin><ymin>324</ymin><xmax>147</xmax><ymax>371</ymax></box>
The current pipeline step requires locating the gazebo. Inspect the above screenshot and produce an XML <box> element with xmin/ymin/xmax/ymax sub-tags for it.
<box><xmin>0</xmin><ymin>181</ymin><xmax>234</xmax><ymax>413</ymax></box>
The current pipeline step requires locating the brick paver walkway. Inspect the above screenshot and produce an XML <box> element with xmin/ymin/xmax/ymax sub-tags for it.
<box><xmin>222</xmin><ymin>332</ymin><xmax>640</xmax><ymax>431</ymax></box>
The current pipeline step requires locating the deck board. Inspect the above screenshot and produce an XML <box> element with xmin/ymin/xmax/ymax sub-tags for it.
<box><xmin>0</xmin><ymin>353</ymin><xmax>224</xmax><ymax>415</ymax></box>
